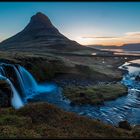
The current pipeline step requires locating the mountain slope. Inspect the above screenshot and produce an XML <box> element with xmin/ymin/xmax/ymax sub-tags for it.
<box><xmin>0</xmin><ymin>12</ymin><xmax>94</xmax><ymax>52</ymax></box>
<box><xmin>122</xmin><ymin>43</ymin><xmax>140</xmax><ymax>51</ymax></box>
<box><xmin>87</xmin><ymin>43</ymin><xmax>140</xmax><ymax>52</ymax></box>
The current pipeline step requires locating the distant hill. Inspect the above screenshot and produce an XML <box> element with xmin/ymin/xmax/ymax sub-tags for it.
<box><xmin>122</xmin><ymin>43</ymin><xmax>140</xmax><ymax>51</ymax></box>
<box><xmin>87</xmin><ymin>45</ymin><xmax>120</xmax><ymax>50</ymax></box>
<box><xmin>0</xmin><ymin>12</ymin><xmax>96</xmax><ymax>53</ymax></box>
<box><xmin>88</xmin><ymin>43</ymin><xmax>140</xmax><ymax>52</ymax></box>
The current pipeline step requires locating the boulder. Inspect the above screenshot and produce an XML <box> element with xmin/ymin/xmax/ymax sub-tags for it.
<box><xmin>118</xmin><ymin>120</ymin><xmax>132</xmax><ymax>130</ymax></box>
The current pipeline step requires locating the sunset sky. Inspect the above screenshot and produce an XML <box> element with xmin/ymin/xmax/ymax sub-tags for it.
<box><xmin>0</xmin><ymin>2</ymin><xmax>140</xmax><ymax>46</ymax></box>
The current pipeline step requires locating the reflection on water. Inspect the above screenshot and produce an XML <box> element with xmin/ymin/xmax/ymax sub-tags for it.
<box><xmin>101</xmin><ymin>49</ymin><xmax>140</xmax><ymax>56</ymax></box>
<box><xmin>101</xmin><ymin>49</ymin><xmax>124</xmax><ymax>53</ymax></box>
<box><xmin>114</xmin><ymin>52</ymin><xmax>140</xmax><ymax>56</ymax></box>
<box><xmin>130</xmin><ymin>59</ymin><xmax>140</xmax><ymax>64</ymax></box>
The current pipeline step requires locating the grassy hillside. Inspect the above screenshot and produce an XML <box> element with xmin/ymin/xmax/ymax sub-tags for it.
<box><xmin>0</xmin><ymin>102</ymin><xmax>136</xmax><ymax>138</ymax></box>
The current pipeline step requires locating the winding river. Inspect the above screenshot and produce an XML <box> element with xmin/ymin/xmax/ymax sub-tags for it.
<box><xmin>30</xmin><ymin>59</ymin><xmax>140</xmax><ymax>126</ymax></box>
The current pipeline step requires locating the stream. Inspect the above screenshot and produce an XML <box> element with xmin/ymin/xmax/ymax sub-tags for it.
<box><xmin>30</xmin><ymin>59</ymin><xmax>140</xmax><ymax>126</ymax></box>
<box><xmin>0</xmin><ymin>59</ymin><xmax>139</xmax><ymax>126</ymax></box>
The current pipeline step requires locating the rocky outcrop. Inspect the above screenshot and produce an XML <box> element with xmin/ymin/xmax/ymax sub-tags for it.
<box><xmin>0</xmin><ymin>80</ymin><xmax>12</xmax><ymax>107</ymax></box>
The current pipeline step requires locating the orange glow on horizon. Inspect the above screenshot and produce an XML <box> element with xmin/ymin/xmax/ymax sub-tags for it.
<box><xmin>76</xmin><ymin>33</ymin><xmax>140</xmax><ymax>46</ymax></box>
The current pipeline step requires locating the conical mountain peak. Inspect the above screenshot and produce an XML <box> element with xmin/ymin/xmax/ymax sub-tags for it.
<box><xmin>0</xmin><ymin>12</ymin><xmax>85</xmax><ymax>52</ymax></box>
<box><xmin>23</xmin><ymin>12</ymin><xmax>57</xmax><ymax>32</ymax></box>
<box><xmin>30</xmin><ymin>12</ymin><xmax>53</xmax><ymax>27</ymax></box>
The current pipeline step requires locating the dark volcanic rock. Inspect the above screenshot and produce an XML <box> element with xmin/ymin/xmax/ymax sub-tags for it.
<box><xmin>0</xmin><ymin>80</ymin><xmax>12</xmax><ymax>107</ymax></box>
<box><xmin>118</xmin><ymin>120</ymin><xmax>132</xmax><ymax>130</ymax></box>
<box><xmin>0</xmin><ymin>12</ymin><xmax>91</xmax><ymax>52</ymax></box>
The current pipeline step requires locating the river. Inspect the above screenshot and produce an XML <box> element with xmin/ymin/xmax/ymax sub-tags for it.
<box><xmin>30</xmin><ymin>59</ymin><xmax>140</xmax><ymax>126</ymax></box>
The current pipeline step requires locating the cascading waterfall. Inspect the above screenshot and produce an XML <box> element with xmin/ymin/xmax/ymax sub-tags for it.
<box><xmin>6</xmin><ymin>78</ymin><xmax>24</xmax><ymax>109</ymax></box>
<box><xmin>0</xmin><ymin>64</ymin><xmax>25</xmax><ymax>109</ymax></box>
<box><xmin>13</xmin><ymin>65</ymin><xmax>26</xmax><ymax>97</ymax></box>
<box><xmin>0</xmin><ymin>71</ymin><xmax>24</xmax><ymax>109</ymax></box>
<box><xmin>0</xmin><ymin>63</ymin><xmax>57</xmax><ymax>109</ymax></box>
<box><xmin>18</xmin><ymin>65</ymin><xmax>38</xmax><ymax>96</ymax></box>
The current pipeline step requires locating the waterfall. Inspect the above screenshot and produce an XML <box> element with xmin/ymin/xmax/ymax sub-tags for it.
<box><xmin>18</xmin><ymin>66</ymin><xmax>38</xmax><ymax>94</ymax></box>
<box><xmin>0</xmin><ymin>63</ymin><xmax>57</xmax><ymax>109</ymax></box>
<box><xmin>6</xmin><ymin>79</ymin><xmax>24</xmax><ymax>109</ymax></box>
<box><xmin>0</xmin><ymin>63</ymin><xmax>38</xmax><ymax>109</ymax></box>
<box><xmin>0</xmin><ymin>75</ymin><xmax>24</xmax><ymax>109</ymax></box>
<box><xmin>13</xmin><ymin>66</ymin><xmax>26</xmax><ymax>97</ymax></box>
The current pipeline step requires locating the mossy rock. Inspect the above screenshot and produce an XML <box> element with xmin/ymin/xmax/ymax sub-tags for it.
<box><xmin>63</xmin><ymin>83</ymin><xmax>128</xmax><ymax>105</ymax></box>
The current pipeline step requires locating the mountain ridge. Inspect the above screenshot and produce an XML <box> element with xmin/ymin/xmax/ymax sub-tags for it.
<box><xmin>87</xmin><ymin>43</ymin><xmax>140</xmax><ymax>51</ymax></box>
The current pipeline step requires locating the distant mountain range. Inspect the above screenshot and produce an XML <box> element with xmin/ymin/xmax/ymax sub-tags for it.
<box><xmin>122</xmin><ymin>43</ymin><xmax>140</xmax><ymax>51</ymax></box>
<box><xmin>88</xmin><ymin>43</ymin><xmax>140</xmax><ymax>52</ymax></box>
<box><xmin>0</xmin><ymin>12</ymin><xmax>96</xmax><ymax>52</ymax></box>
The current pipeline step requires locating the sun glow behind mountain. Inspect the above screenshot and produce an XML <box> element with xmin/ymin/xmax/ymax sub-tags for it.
<box><xmin>0</xmin><ymin>2</ymin><xmax>140</xmax><ymax>47</ymax></box>
<box><xmin>76</xmin><ymin>32</ymin><xmax>140</xmax><ymax>46</ymax></box>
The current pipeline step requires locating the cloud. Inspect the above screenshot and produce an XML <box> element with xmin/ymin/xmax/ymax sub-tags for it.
<box><xmin>81</xmin><ymin>31</ymin><xmax>140</xmax><ymax>40</ymax></box>
<box><xmin>81</xmin><ymin>36</ymin><xmax>119</xmax><ymax>39</ymax></box>
<box><xmin>77</xmin><ymin>31</ymin><xmax>140</xmax><ymax>45</ymax></box>
<box><xmin>125</xmin><ymin>32</ymin><xmax>140</xmax><ymax>36</ymax></box>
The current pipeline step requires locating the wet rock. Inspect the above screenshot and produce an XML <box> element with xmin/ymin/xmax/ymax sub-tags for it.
<box><xmin>0</xmin><ymin>80</ymin><xmax>12</xmax><ymax>107</ymax></box>
<box><xmin>118</xmin><ymin>120</ymin><xmax>132</xmax><ymax>130</ymax></box>
<box><xmin>70</xmin><ymin>101</ymin><xmax>76</xmax><ymax>107</ymax></box>
<box><xmin>135</xmin><ymin>75</ymin><xmax>140</xmax><ymax>81</ymax></box>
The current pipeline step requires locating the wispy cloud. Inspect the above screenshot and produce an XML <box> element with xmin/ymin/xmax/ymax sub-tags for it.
<box><xmin>125</xmin><ymin>32</ymin><xmax>140</xmax><ymax>36</ymax></box>
<box><xmin>81</xmin><ymin>36</ymin><xmax>119</xmax><ymax>39</ymax></box>
<box><xmin>81</xmin><ymin>31</ymin><xmax>140</xmax><ymax>40</ymax></box>
<box><xmin>78</xmin><ymin>31</ymin><xmax>140</xmax><ymax>45</ymax></box>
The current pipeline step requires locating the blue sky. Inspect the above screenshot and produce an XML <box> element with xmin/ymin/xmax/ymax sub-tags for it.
<box><xmin>0</xmin><ymin>2</ymin><xmax>140</xmax><ymax>45</ymax></box>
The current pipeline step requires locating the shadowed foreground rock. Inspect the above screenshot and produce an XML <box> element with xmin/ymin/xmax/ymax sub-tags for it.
<box><xmin>118</xmin><ymin>121</ymin><xmax>132</xmax><ymax>131</ymax></box>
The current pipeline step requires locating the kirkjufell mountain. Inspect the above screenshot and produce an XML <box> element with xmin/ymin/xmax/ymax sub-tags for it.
<box><xmin>0</xmin><ymin>12</ymin><xmax>94</xmax><ymax>52</ymax></box>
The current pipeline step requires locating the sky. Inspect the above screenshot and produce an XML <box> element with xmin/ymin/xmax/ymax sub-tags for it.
<box><xmin>0</xmin><ymin>2</ymin><xmax>140</xmax><ymax>46</ymax></box>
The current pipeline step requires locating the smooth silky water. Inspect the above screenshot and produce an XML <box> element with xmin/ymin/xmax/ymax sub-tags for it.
<box><xmin>0</xmin><ymin>60</ymin><xmax>140</xmax><ymax>126</ymax></box>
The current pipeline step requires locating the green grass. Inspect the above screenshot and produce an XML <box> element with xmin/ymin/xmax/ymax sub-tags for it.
<box><xmin>63</xmin><ymin>83</ymin><xmax>128</xmax><ymax>105</ymax></box>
